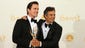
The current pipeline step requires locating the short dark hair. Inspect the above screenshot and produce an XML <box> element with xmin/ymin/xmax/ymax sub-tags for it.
<box><xmin>26</xmin><ymin>1</ymin><xmax>39</xmax><ymax>14</ymax></box>
<box><xmin>44</xmin><ymin>7</ymin><xmax>55</xmax><ymax>16</ymax></box>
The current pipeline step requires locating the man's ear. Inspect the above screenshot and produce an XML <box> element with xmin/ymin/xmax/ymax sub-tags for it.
<box><xmin>27</xmin><ymin>9</ymin><xmax>30</xmax><ymax>14</ymax></box>
<box><xmin>21</xmin><ymin>16</ymin><xmax>27</xmax><ymax>20</ymax></box>
<box><xmin>28</xmin><ymin>9</ymin><xmax>30</xmax><ymax>12</ymax></box>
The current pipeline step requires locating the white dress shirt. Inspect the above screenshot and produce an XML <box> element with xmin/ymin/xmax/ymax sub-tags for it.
<box><xmin>42</xmin><ymin>22</ymin><xmax>50</xmax><ymax>39</ymax></box>
<box><xmin>27</xmin><ymin>15</ymin><xmax>38</xmax><ymax>47</ymax></box>
<box><xmin>27</xmin><ymin>15</ymin><xmax>37</xmax><ymax>34</ymax></box>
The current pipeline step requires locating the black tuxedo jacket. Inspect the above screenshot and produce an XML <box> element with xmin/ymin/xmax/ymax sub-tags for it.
<box><xmin>37</xmin><ymin>19</ymin><xmax>62</xmax><ymax>48</ymax></box>
<box><xmin>12</xmin><ymin>18</ymin><xmax>34</xmax><ymax>48</ymax></box>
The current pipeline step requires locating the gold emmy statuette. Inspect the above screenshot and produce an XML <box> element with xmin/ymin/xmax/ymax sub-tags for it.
<box><xmin>31</xmin><ymin>24</ymin><xmax>38</xmax><ymax>48</ymax></box>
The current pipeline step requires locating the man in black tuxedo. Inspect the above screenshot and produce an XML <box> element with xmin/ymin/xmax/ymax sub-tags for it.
<box><xmin>37</xmin><ymin>7</ymin><xmax>62</xmax><ymax>48</ymax></box>
<box><xmin>12</xmin><ymin>1</ymin><xmax>40</xmax><ymax>48</ymax></box>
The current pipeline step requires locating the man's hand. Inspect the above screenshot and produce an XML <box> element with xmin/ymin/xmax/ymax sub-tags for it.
<box><xmin>31</xmin><ymin>38</ymin><xmax>40</xmax><ymax>47</ymax></box>
<box><xmin>21</xmin><ymin>16</ymin><xmax>27</xmax><ymax>20</ymax></box>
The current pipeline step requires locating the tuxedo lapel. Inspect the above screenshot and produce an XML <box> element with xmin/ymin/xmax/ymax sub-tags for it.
<box><xmin>40</xmin><ymin>27</ymin><xmax>44</xmax><ymax>39</ymax></box>
<box><xmin>45</xmin><ymin>22</ymin><xmax>56</xmax><ymax>40</ymax></box>
<box><xmin>37</xmin><ymin>19</ymin><xmax>44</xmax><ymax>40</ymax></box>
<box><xmin>39</xmin><ymin>23</ymin><xmax>44</xmax><ymax>40</ymax></box>
<box><xmin>45</xmin><ymin>25</ymin><xmax>53</xmax><ymax>39</ymax></box>
<box><xmin>25</xmin><ymin>17</ymin><xmax>32</xmax><ymax>34</ymax></box>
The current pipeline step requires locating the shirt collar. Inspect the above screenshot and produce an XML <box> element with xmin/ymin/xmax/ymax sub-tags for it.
<box><xmin>27</xmin><ymin>15</ymin><xmax>37</xmax><ymax>21</ymax></box>
<box><xmin>27</xmin><ymin>15</ymin><xmax>32</xmax><ymax>22</ymax></box>
<box><xmin>45</xmin><ymin>21</ymin><xmax>53</xmax><ymax>25</ymax></box>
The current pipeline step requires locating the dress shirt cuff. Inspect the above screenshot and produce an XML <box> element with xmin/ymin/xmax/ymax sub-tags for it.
<box><xmin>40</xmin><ymin>41</ymin><xmax>42</xmax><ymax>47</ymax></box>
<box><xmin>29</xmin><ymin>41</ymin><xmax>32</xmax><ymax>47</ymax></box>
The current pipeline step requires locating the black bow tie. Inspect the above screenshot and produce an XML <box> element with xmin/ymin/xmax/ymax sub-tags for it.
<box><xmin>45</xmin><ymin>23</ymin><xmax>51</xmax><ymax>28</ymax></box>
<box><xmin>31</xmin><ymin>18</ymin><xmax>37</xmax><ymax>23</ymax></box>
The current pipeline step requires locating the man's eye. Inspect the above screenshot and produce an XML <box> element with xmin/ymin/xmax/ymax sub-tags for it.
<box><xmin>50</xmin><ymin>14</ymin><xmax>55</xmax><ymax>16</ymax></box>
<box><xmin>34</xmin><ymin>8</ymin><xmax>36</xmax><ymax>9</ymax></box>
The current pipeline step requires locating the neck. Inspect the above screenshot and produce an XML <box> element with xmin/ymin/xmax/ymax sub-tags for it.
<box><xmin>27</xmin><ymin>14</ymin><xmax>35</xmax><ymax>19</ymax></box>
<box><xmin>46</xmin><ymin>21</ymin><xmax>52</xmax><ymax>24</ymax></box>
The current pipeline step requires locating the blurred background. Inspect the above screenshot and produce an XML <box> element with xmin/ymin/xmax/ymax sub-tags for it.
<box><xmin>0</xmin><ymin>0</ymin><xmax>85</xmax><ymax>48</ymax></box>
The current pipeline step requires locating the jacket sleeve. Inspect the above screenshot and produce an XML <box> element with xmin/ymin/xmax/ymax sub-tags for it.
<box><xmin>12</xmin><ymin>19</ymin><xmax>30</xmax><ymax>47</ymax></box>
